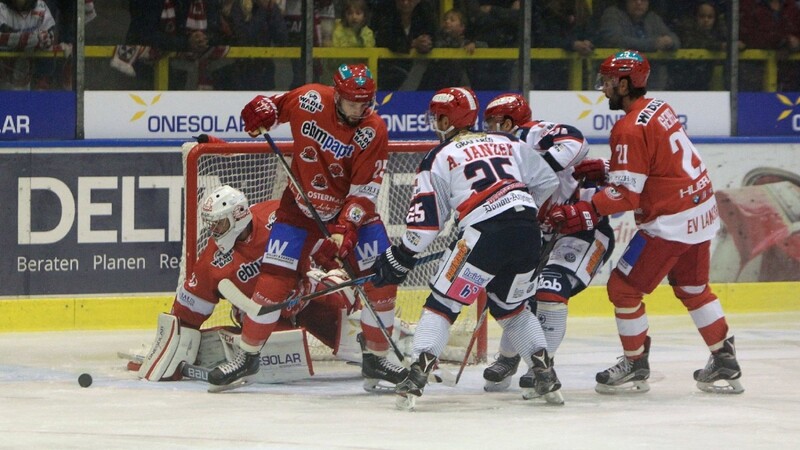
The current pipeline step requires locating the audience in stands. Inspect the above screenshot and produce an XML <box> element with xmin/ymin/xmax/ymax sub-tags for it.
<box><xmin>0</xmin><ymin>0</ymin><xmax>56</xmax><ymax>90</ymax></box>
<box><xmin>738</xmin><ymin>0</ymin><xmax>800</xmax><ymax>91</ymax></box>
<box><xmin>532</xmin><ymin>0</ymin><xmax>595</xmax><ymax>90</ymax></box>
<box><xmin>323</xmin><ymin>0</ymin><xmax>375</xmax><ymax>84</ymax></box>
<box><xmin>458</xmin><ymin>0</ymin><xmax>520</xmax><ymax>91</ymax></box>
<box><xmin>418</xmin><ymin>8</ymin><xmax>477</xmax><ymax>91</ymax></box>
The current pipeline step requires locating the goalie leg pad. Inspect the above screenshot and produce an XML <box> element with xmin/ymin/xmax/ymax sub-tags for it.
<box><xmin>139</xmin><ymin>313</ymin><xmax>201</xmax><ymax>381</ymax></box>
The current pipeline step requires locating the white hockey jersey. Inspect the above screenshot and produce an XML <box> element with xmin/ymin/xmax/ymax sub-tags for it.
<box><xmin>517</xmin><ymin>120</ymin><xmax>590</xmax><ymax>205</ymax></box>
<box><xmin>401</xmin><ymin>131</ymin><xmax>558</xmax><ymax>253</ymax></box>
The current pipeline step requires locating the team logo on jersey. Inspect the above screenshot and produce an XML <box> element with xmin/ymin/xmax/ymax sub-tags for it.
<box><xmin>329</xmin><ymin>163</ymin><xmax>344</xmax><ymax>177</ymax></box>
<box><xmin>353</xmin><ymin>127</ymin><xmax>376</xmax><ymax>150</ymax></box>
<box><xmin>267</xmin><ymin>210</ymin><xmax>277</xmax><ymax>230</ymax></box>
<box><xmin>211</xmin><ymin>249</ymin><xmax>233</xmax><ymax>268</ymax></box>
<box><xmin>301</xmin><ymin>120</ymin><xmax>355</xmax><ymax>159</ymax></box>
<box><xmin>299</xmin><ymin>90</ymin><xmax>324</xmax><ymax>113</ymax></box>
<box><xmin>300</xmin><ymin>146</ymin><xmax>317</xmax><ymax>162</ymax></box>
<box><xmin>188</xmin><ymin>272</ymin><xmax>198</xmax><ymax>288</ymax></box>
<box><xmin>311</xmin><ymin>174</ymin><xmax>328</xmax><ymax>190</ymax></box>
<box><xmin>604</xmin><ymin>186</ymin><xmax>623</xmax><ymax>200</ymax></box>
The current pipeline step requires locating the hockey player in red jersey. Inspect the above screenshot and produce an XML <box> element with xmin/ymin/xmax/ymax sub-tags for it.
<box><xmin>211</xmin><ymin>63</ymin><xmax>406</xmax><ymax>390</ymax></box>
<box><xmin>137</xmin><ymin>185</ymin><xmax>357</xmax><ymax>381</ymax></box>
<box><xmin>549</xmin><ymin>50</ymin><xmax>743</xmax><ymax>394</ymax></box>
<box><xmin>372</xmin><ymin>87</ymin><xmax>564</xmax><ymax>409</ymax></box>
<box><xmin>480</xmin><ymin>93</ymin><xmax>615</xmax><ymax>392</ymax></box>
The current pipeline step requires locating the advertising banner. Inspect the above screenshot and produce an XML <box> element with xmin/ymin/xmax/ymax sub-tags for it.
<box><xmin>0</xmin><ymin>91</ymin><xmax>75</xmax><ymax>140</ymax></box>
<box><xmin>2</xmin><ymin>148</ymin><xmax>184</xmax><ymax>296</ymax></box>
<box><xmin>737</xmin><ymin>92</ymin><xmax>800</xmax><ymax>136</ymax></box>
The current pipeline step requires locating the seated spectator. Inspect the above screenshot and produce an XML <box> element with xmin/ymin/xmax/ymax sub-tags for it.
<box><xmin>46</xmin><ymin>0</ymin><xmax>97</xmax><ymax>89</ymax></box>
<box><xmin>110</xmin><ymin>0</ymin><xmax>227</xmax><ymax>90</ymax></box>
<box><xmin>597</xmin><ymin>0</ymin><xmax>680</xmax><ymax>89</ymax></box>
<box><xmin>418</xmin><ymin>8</ymin><xmax>477</xmax><ymax>90</ymax></box>
<box><xmin>739</xmin><ymin>0</ymin><xmax>800</xmax><ymax>91</ymax></box>
<box><xmin>458</xmin><ymin>0</ymin><xmax>520</xmax><ymax>91</ymax></box>
<box><xmin>322</xmin><ymin>0</ymin><xmax>375</xmax><ymax>83</ymax></box>
<box><xmin>670</xmin><ymin>1</ymin><xmax>729</xmax><ymax>90</ymax></box>
<box><xmin>0</xmin><ymin>0</ymin><xmax>56</xmax><ymax>90</ymax></box>
<box><xmin>371</xmin><ymin>0</ymin><xmax>436</xmax><ymax>91</ymax></box>
<box><xmin>531</xmin><ymin>0</ymin><xmax>595</xmax><ymax>90</ymax></box>
<box><xmin>214</xmin><ymin>0</ymin><xmax>288</xmax><ymax>90</ymax></box>
<box><xmin>280</xmin><ymin>0</ymin><xmax>335</xmax><ymax>87</ymax></box>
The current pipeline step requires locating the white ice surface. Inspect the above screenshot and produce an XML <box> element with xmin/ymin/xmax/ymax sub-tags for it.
<box><xmin>1</xmin><ymin>312</ymin><xmax>798</xmax><ymax>450</ymax></box>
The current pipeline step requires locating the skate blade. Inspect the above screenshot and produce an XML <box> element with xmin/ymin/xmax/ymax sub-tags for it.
<box><xmin>362</xmin><ymin>378</ymin><xmax>397</xmax><ymax>394</ymax></box>
<box><xmin>595</xmin><ymin>380</ymin><xmax>650</xmax><ymax>395</ymax></box>
<box><xmin>207</xmin><ymin>376</ymin><xmax>255</xmax><ymax>393</ymax></box>
<box><xmin>483</xmin><ymin>377</ymin><xmax>512</xmax><ymax>392</ymax></box>
<box><xmin>395</xmin><ymin>394</ymin><xmax>416</xmax><ymax>411</ymax></box>
<box><xmin>521</xmin><ymin>388</ymin><xmax>565</xmax><ymax>405</ymax></box>
<box><xmin>696</xmin><ymin>378</ymin><xmax>744</xmax><ymax>394</ymax></box>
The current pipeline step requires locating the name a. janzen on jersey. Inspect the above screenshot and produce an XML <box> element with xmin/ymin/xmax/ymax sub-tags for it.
<box><xmin>687</xmin><ymin>203</ymin><xmax>718</xmax><ymax>234</ymax></box>
<box><xmin>461</xmin><ymin>143</ymin><xmax>514</xmax><ymax>162</ymax></box>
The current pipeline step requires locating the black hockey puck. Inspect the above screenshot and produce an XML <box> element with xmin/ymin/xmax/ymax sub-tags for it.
<box><xmin>78</xmin><ymin>373</ymin><xmax>93</xmax><ymax>388</ymax></box>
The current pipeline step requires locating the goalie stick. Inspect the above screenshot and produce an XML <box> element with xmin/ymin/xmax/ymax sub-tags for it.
<box><xmin>263</xmin><ymin>133</ymin><xmax>405</xmax><ymax>363</ymax></box>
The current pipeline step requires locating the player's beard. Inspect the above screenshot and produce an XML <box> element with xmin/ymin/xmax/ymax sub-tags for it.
<box><xmin>608</xmin><ymin>88</ymin><xmax>624</xmax><ymax>111</ymax></box>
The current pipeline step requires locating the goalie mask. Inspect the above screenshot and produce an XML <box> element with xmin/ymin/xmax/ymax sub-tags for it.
<box><xmin>484</xmin><ymin>93</ymin><xmax>532</xmax><ymax>132</ymax></box>
<box><xmin>201</xmin><ymin>185</ymin><xmax>252</xmax><ymax>254</ymax></box>
<box><xmin>428</xmin><ymin>87</ymin><xmax>479</xmax><ymax>141</ymax></box>
<box><xmin>595</xmin><ymin>50</ymin><xmax>651</xmax><ymax>90</ymax></box>
<box><xmin>333</xmin><ymin>64</ymin><xmax>376</xmax><ymax>126</ymax></box>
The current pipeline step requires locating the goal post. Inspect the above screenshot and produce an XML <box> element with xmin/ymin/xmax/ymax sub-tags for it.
<box><xmin>181</xmin><ymin>140</ymin><xmax>488</xmax><ymax>363</ymax></box>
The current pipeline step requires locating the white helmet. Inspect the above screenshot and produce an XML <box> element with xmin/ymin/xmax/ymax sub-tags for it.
<box><xmin>200</xmin><ymin>185</ymin><xmax>252</xmax><ymax>254</ymax></box>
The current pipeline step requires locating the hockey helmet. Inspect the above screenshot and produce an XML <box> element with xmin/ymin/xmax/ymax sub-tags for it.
<box><xmin>333</xmin><ymin>63</ymin><xmax>376</xmax><ymax>103</ymax></box>
<box><xmin>484</xmin><ymin>93</ymin><xmax>532</xmax><ymax>131</ymax></box>
<box><xmin>596</xmin><ymin>50</ymin><xmax>651</xmax><ymax>90</ymax></box>
<box><xmin>428</xmin><ymin>87</ymin><xmax>479</xmax><ymax>140</ymax></box>
<box><xmin>200</xmin><ymin>185</ymin><xmax>252</xmax><ymax>254</ymax></box>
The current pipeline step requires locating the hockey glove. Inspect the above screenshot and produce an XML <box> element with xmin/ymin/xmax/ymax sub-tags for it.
<box><xmin>573</xmin><ymin>158</ymin><xmax>609</xmax><ymax>183</ymax></box>
<box><xmin>313</xmin><ymin>223</ymin><xmax>359</xmax><ymax>271</ymax></box>
<box><xmin>241</xmin><ymin>95</ymin><xmax>277</xmax><ymax>137</ymax></box>
<box><xmin>548</xmin><ymin>201</ymin><xmax>599</xmax><ymax>235</ymax></box>
<box><xmin>371</xmin><ymin>245</ymin><xmax>416</xmax><ymax>287</ymax></box>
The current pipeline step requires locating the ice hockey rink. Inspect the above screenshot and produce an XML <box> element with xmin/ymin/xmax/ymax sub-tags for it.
<box><xmin>1</xmin><ymin>312</ymin><xmax>798</xmax><ymax>450</ymax></box>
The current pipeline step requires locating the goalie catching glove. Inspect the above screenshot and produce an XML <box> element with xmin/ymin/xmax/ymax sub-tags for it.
<box><xmin>371</xmin><ymin>245</ymin><xmax>416</xmax><ymax>287</ymax></box>
<box><xmin>241</xmin><ymin>95</ymin><xmax>277</xmax><ymax>137</ymax></box>
<box><xmin>572</xmin><ymin>158</ymin><xmax>609</xmax><ymax>183</ymax></box>
<box><xmin>548</xmin><ymin>201</ymin><xmax>599</xmax><ymax>235</ymax></box>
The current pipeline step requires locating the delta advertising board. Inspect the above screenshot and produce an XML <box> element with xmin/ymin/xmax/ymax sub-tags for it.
<box><xmin>2</xmin><ymin>147</ymin><xmax>184</xmax><ymax>296</ymax></box>
<box><xmin>85</xmin><ymin>90</ymin><xmax>729</xmax><ymax>140</ymax></box>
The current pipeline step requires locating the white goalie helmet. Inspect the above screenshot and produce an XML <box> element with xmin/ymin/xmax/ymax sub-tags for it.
<box><xmin>200</xmin><ymin>185</ymin><xmax>252</xmax><ymax>254</ymax></box>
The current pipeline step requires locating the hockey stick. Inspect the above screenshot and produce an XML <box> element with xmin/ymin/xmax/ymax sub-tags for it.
<box><xmin>454</xmin><ymin>304</ymin><xmax>489</xmax><ymax>384</ymax></box>
<box><xmin>263</xmin><ymin>133</ymin><xmax>406</xmax><ymax>362</ymax></box>
<box><xmin>219</xmin><ymin>275</ymin><xmax>373</xmax><ymax>317</ymax></box>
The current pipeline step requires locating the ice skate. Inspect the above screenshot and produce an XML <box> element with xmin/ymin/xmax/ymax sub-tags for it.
<box><xmin>694</xmin><ymin>336</ymin><xmax>744</xmax><ymax>394</ymax></box>
<box><xmin>361</xmin><ymin>351</ymin><xmax>409</xmax><ymax>393</ymax></box>
<box><xmin>395</xmin><ymin>352</ymin><xmax>437</xmax><ymax>411</ymax></box>
<box><xmin>207</xmin><ymin>347</ymin><xmax>260</xmax><ymax>392</ymax></box>
<box><xmin>595</xmin><ymin>337</ymin><xmax>651</xmax><ymax>394</ymax></box>
<box><xmin>520</xmin><ymin>349</ymin><xmax>563</xmax><ymax>405</ymax></box>
<box><xmin>483</xmin><ymin>354</ymin><xmax>521</xmax><ymax>392</ymax></box>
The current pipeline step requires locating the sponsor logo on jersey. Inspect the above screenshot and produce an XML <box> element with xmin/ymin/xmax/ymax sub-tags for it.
<box><xmin>300</xmin><ymin>146</ymin><xmax>317</xmax><ymax>162</ymax></box>
<box><xmin>329</xmin><ymin>163</ymin><xmax>344</xmax><ymax>177</ymax></box>
<box><xmin>299</xmin><ymin>90</ymin><xmax>324</xmax><ymax>113</ymax></box>
<box><xmin>211</xmin><ymin>249</ymin><xmax>233</xmax><ymax>268</ymax></box>
<box><xmin>263</xmin><ymin>223</ymin><xmax>306</xmax><ymax>270</ymax></box>
<box><xmin>346</xmin><ymin>204</ymin><xmax>365</xmax><ymax>224</ymax></box>
<box><xmin>461</xmin><ymin>265</ymin><xmax>489</xmax><ymax>286</ymax></box>
<box><xmin>311</xmin><ymin>174</ymin><xmax>328</xmax><ymax>190</ymax></box>
<box><xmin>604</xmin><ymin>186</ymin><xmax>623</xmax><ymax>200</ymax></box>
<box><xmin>353</xmin><ymin>126</ymin><xmax>376</xmax><ymax>150</ymax></box>
<box><xmin>445</xmin><ymin>239</ymin><xmax>470</xmax><ymax>281</ymax></box>
<box><xmin>300</xmin><ymin>120</ymin><xmax>355</xmax><ymax>159</ymax></box>
<box><xmin>236</xmin><ymin>259</ymin><xmax>261</xmax><ymax>283</ymax></box>
<box><xmin>267</xmin><ymin>211</ymin><xmax>277</xmax><ymax>229</ymax></box>
<box><xmin>636</xmin><ymin>99</ymin><xmax>666</xmax><ymax>125</ymax></box>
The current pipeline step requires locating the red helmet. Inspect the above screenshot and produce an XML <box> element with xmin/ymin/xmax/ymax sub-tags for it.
<box><xmin>333</xmin><ymin>64</ymin><xmax>376</xmax><ymax>103</ymax></box>
<box><xmin>597</xmin><ymin>50</ymin><xmax>651</xmax><ymax>89</ymax></box>
<box><xmin>429</xmin><ymin>87</ymin><xmax>479</xmax><ymax>131</ymax></box>
<box><xmin>484</xmin><ymin>93</ymin><xmax>532</xmax><ymax>127</ymax></box>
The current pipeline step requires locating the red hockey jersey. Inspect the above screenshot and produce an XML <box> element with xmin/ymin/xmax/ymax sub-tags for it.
<box><xmin>271</xmin><ymin>84</ymin><xmax>389</xmax><ymax>227</ymax></box>
<box><xmin>592</xmin><ymin>97</ymin><xmax>719</xmax><ymax>244</ymax></box>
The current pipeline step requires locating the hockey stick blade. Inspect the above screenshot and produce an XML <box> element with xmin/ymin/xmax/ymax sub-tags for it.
<box><xmin>454</xmin><ymin>305</ymin><xmax>490</xmax><ymax>384</ymax></box>
<box><xmin>219</xmin><ymin>276</ymin><xmax>373</xmax><ymax>317</ymax></box>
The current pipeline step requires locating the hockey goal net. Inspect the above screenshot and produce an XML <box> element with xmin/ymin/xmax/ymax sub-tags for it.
<box><xmin>181</xmin><ymin>140</ymin><xmax>487</xmax><ymax>363</ymax></box>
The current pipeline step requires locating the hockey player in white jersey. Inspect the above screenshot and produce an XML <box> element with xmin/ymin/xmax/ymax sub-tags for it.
<box><xmin>480</xmin><ymin>93</ymin><xmax>616</xmax><ymax>392</ymax></box>
<box><xmin>371</xmin><ymin>87</ymin><xmax>563</xmax><ymax>408</ymax></box>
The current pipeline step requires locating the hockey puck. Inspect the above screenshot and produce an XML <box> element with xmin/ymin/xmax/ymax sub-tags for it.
<box><xmin>78</xmin><ymin>373</ymin><xmax>93</xmax><ymax>388</ymax></box>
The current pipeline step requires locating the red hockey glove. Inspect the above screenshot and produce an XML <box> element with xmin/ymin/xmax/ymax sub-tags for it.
<box><xmin>241</xmin><ymin>95</ymin><xmax>277</xmax><ymax>137</ymax></box>
<box><xmin>573</xmin><ymin>158</ymin><xmax>609</xmax><ymax>183</ymax></box>
<box><xmin>313</xmin><ymin>223</ymin><xmax>358</xmax><ymax>271</ymax></box>
<box><xmin>548</xmin><ymin>201</ymin><xmax>599</xmax><ymax>235</ymax></box>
